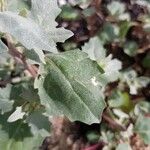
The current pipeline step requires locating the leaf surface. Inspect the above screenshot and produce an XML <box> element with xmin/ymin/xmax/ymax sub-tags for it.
<box><xmin>36</xmin><ymin>50</ymin><xmax>106</xmax><ymax>124</ymax></box>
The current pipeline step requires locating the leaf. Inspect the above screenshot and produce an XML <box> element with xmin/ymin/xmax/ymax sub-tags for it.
<box><xmin>107</xmin><ymin>1</ymin><xmax>125</xmax><ymax>16</ymax></box>
<box><xmin>119</xmin><ymin>21</ymin><xmax>131</xmax><ymax>39</ymax></box>
<box><xmin>29</xmin><ymin>0</ymin><xmax>73</xmax><ymax>43</ymax></box>
<box><xmin>26</xmin><ymin>110</ymin><xmax>50</xmax><ymax>136</ymax></box>
<box><xmin>7</xmin><ymin>0</ymin><xmax>30</xmax><ymax>12</ymax></box>
<box><xmin>0</xmin><ymin>0</ymin><xmax>73</xmax><ymax>62</ymax></box>
<box><xmin>0</xmin><ymin>12</ymin><xmax>55</xmax><ymax>52</ymax></box>
<box><xmin>82</xmin><ymin>37</ymin><xmax>106</xmax><ymax>61</ymax></box>
<box><xmin>142</xmin><ymin>53</ymin><xmax>150</xmax><ymax>68</ymax></box>
<box><xmin>35</xmin><ymin>50</ymin><xmax>106</xmax><ymax>124</ymax></box>
<box><xmin>108</xmin><ymin>91</ymin><xmax>134</xmax><ymax>112</ymax></box>
<box><xmin>134</xmin><ymin>115</ymin><xmax>150</xmax><ymax>144</ymax></box>
<box><xmin>7</xmin><ymin>106</ymin><xmax>25</xmax><ymax>122</ymax></box>
<box><xmin>124</xmin><ymin>41</ymin><xmax>138</xmax><ymax>56</ymax></box>
<box><xmin>99</xmin><ymin>23</ymin><xmax>119</xmax><ymax>43</ymax></box>
<box><xmin>0</xmin><ymin>114</ymin><xmax>44</xmax><ymax>150</ymax></box>
<box><xmin>121</xmin><ymin>70</ymin><xmax>150</xmax><ymax>95</ymax></box>
<box><xmin>116</xmin><ymin>143</ymin><xmax>132</xmax><ymax>150</ymax></box>
<box><xmin>60</xmin><ymin>5</ymin><xmax>79</xmax><ymax>20</ymax></box>
<box><xmin>0</xmin><ymin>85</ymin><xmax>14</xmax><ymax>114</ymax></box>
<box><xmin>82</xmin><ymin>37</ymin><xmax>122</xmax><ymax>82</ymax></box>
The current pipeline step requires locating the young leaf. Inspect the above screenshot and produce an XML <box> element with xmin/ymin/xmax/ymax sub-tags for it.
<box><xmin>7</xmin><ymin>106</ymin><xmax>25</xmax><ymax>122</ymax></box>
<box><xmin>134</xmin><ymin>115</ymin><xmax>150</xmax><ymax>144</ymax></box>
<box><xmin>35</xmin><ymin>50</ymin><xmax>106</xmax><ymax>124</ymax></box>
<box><xmin>116</xmin><ymin>143</ymin><xmax>132</xmax><ymax>150</ymax></box>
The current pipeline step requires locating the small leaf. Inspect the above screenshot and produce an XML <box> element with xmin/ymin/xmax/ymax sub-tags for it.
<box><xmin>7</xmin><ymin>106</ymin><xmax>25</xmax><ymax>122</ymax></box>
<box><xmin>124</xmin><ymin>41</ymin><xmax>138</xmax><ymax>56</ymax></box>
<box><xmin>142</xmin><ymin>53</ymin><xmax>150</xmax><ymax>68</ymax></box>
<box><xmin>135</xmin><ymin>115</ymin><xmax>150</xmax><ymax>144</ymax></box>
<box><xmin>107</xmin><ymin>1</ymin><xmax>125</xmax><ymax>16</ymax></box>
<box><xmin>121</xmin><ymin>70</ymin><xmax>150</xmax><ymax>95</ymax></box>
<box><xmin>0</xmin><ymin>40</ymin><xmax>10</xmax><ymax>63</ymax></box>
<box><xmin>82</xmin><ymin>37</ymin><xmax>122</xmax><ymax>82</ymax></box>
<box><xmin>26</xmin><ymin>110</ymin><xmax>50</xmax><ymax>136</ymax></box>
<box><xmin>0</xmin><ymin>0</ymin><xmax>73</xmax><ymax>62</ymax></box>
<box><xmin>116</xmin><ymin>143</ymin><xmax>132</xmax><ymax>150</ymax></box>
<box><xmin>0</xmin><ymin>85</ymin><xmax>14</xmax><ymax>114</ymax></box>
<box><xmin>82</xmin><ymin>37</ymin><xmax>106</xmax><ymax>61</ymax></box>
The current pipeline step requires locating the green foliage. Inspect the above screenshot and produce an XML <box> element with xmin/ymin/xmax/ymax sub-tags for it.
<box><xmin>116</xmin><ymin>143</ymin><xmax>132</xmax><ymax>150</ymax></box>
<box><xmin>0</xmin><ymin>85</ymin><xmax>14</xmax><ymax>114</ymax></box>
<box><xmin>36</xmin><ymin>50</ymin><xmax>106</xmax><ymax>124</ymax></box>
<box><xmin>135</xmin><ymin>115</ymin><xmax>150</xmax><ymax>144</ymax></box>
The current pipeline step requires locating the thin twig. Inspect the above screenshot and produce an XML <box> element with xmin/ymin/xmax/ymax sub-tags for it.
<box><xmin>102</xmin><ymin>113</ymin><xmax>126</xmax><ymax>131</ymax></box>
<box><xmin>5</xmin><ymin>34</ymin><xmax>38</xmax><ymax>78</ymax></box>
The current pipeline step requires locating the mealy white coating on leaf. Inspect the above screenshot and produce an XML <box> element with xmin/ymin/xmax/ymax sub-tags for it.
<box><xmin>82</xmin><ymin>37</ymin><xmax>106</xmax><ymax>60</ymax></box>
<box><xmin>0</xmin><ymin>0</ymin><xmax>73</xmax><ymax>63</ymax></box>
<box><xmin>7</xmin><ymin>106</ymin><xmax>25</xmax><ymax>122</ymax></box>
<box><xmin>135</xmin><ymin>115</ymin><xmax>150</xmax><ymax>144</ymax></box>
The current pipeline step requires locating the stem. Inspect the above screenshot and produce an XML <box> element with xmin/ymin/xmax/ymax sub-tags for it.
<box><xmin>5</xmin><ymin>34</ymin><xmax>37</xmax><ymax>78</ymax></box>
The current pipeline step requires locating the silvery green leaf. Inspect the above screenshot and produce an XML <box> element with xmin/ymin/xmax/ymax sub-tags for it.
<box><xmin>121</xmin><ymin>70</ymin><xmax>150</xmax><ymax>95</ymax></box>
<box><xmin>99</xmin><ymin>23</ymin><xmax>120</xmax><ymax>43</ymax></box>
<box><xmin>30</xmin><ymin>0</ymin><xmax>60</xmax><ymax>29</ymax></box>
<box><xmin>135</xmin><ymin>115</ymin><xmax>150</xmax><ymax>144</ymax></box>
<box><xmin>116</xmin><ymin>143</ymin><xmax>132</xmax><ymax>150</ymax></box>
<box><xmin>0</xmin><ymin>114</ymin><xmax>44</xmax><ymax>150</ymax></box>
<box><xmin>82</xmin><ymin>37</ymin><xmax>122</xmax><ymax>82</ymax></box>
<box><xmin>0</xmin><ymin>40</ymin><xmax>10</xmax><ymax>63</ymax></box>
<box><xmin>0</xmin><ymin>85</ymin><xmax>14</xmax><ymax>114</ymax></box>
<box><xmin>107</xmin><ymin>1</ymin><xmax>125</xmax><ymax>16</ymax></box>
<box><xmin>7</xmin><ymin>106</ymin><xmax>25</xmax><ymax>122</ymax></box>
<box><xmin>35</xmin><ymin>50</ymin><xmax>106</xmax><ymax>124</ymax></box>
<box><xmin>82</xmin><ymin>37</ymin><xmax>106</xmax><ymax>60</ymax></box>
<box><xmin>134</xmin><ymin>0</ymin><xmax>150</xmax><ymax>11</ymax></box>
